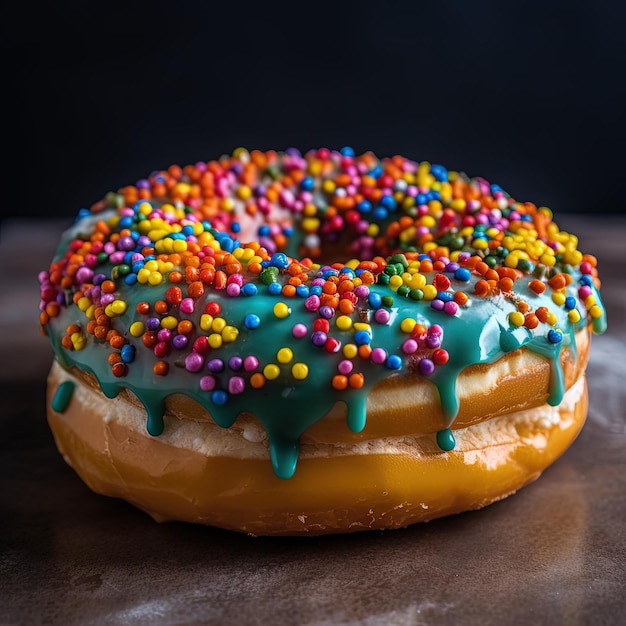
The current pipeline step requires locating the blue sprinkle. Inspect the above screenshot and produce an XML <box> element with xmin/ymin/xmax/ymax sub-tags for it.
<box><xmin>369</xmin><ymin>165</ymin><xmax>383</xmax><ymax>179</ymax></box>
<box><xmin>357</xmin><ymin>200</ymin><xmax>372</xmax><ymax>213</ymax></box>
<box><xmin>244</xmin><ymin>313</ymin><xmax>260</xmax><ymax>329</ymax></box>
<box><xmin>181</xmin><ymin>225</ymin><xmax>195</xmax><ymax>236</ymax></box>
<box><xmin>267</xmin><ymin>282</ymin><xmax>282</xmax><ymax>295</ymax></box>
<box><xmin>283</xmin><ymin>226</ymin><xmax>294</xmax><ymax>236</ymax></box>
<box><xmin>131</xmin><ymin>230</ymin><xmax>140</xmax><ymax>241</ymax></box>
<box><xmin>340</xmin><ymin>146</ymin><xmax>355</xmax><ymax>157</ymax></box>
<box><xmin>417</xmin><ymin>193</ymin><xmax>427</xmax><ymax>205</ymax></box>
<box><xmin>437</xmin><ymin>291</ymin><xmax>454</xmax><ymax>302</ymax></box>
<box><xmin>454</xmin><ymin>267</ymin><xmax>471</xmax><ymax>282</ymax></box>
<box><xmin>373</xmin><ymin>206</ymin><xmax>388</xmax><ymax>220</ymax></box>
<box><xmin>300</xmin><ymin>176</ymin><xmax>314</xmax><ymax>191</ymax></box>
<box><xmin>296</xmin><ymin>285</ymin><xmax>310</xmax><ymax>297</ymax></box>
<box><xmin>75</xmin><ymin>208</ymin><xmax>91</xmax><ymax>221</ymax></box>
<box><xmin>381</xmin><ymin>195</ymin><xmax>397</xmax><ymax>211</ymax></box>
<box><xmin>258</xmin><ymin>225</ymin><xmax>270</xmax><ymax>237</ymax></box>
<box><xmin>564</xmin><ymin>296</ymin><xmax>576</xmax><ymax>310</ymax></box>
<box><xmin>311</xmin><ymin>285</ymin><xmax>323</xmax><ymax>296</ymax></box>
<box><xmin>580</xmin><ymin>275</ymin><xmax>593</xmax><ymax>286</ymax></box>
<box><xmin>368</xmin><ymin>292</ymin><xmax>382</xmax><ymax>309</ymax></box>
<box><xmin>270</xmin><ymin>252</ymin><xmax>289</xmax><ymax>269</ymax></box>
<box><xmin>212</xmin><ymin>390</ymin><xmax>228</xmax><ymax>406</ymax></box>
<box><xmin>241</xmin><ymin>283</ymin><xmax>257</xmax><ymax>296</ymax></box>
<box><xmin>119</xmin><ymin>216</ymin><xmax>134</xmax><ymax>229</ymax></box>
<box><xmin>385</xmin><ymin>354</ymin><xmax>402</xmax><ymax>370</ymax></box>
<box><xmin>548</xmin><ymin>329</ymin><xmax>563</xmax><ymax>344</ymax></box>
<box><xmin>354</xmin><ymin>330</ymin><xmax>371</xmax><ymax>346</ymax></box>
<box><xmin>120</xmin><ymin>344</ymin><xmax>135</xmax><ymax>363</ymax></box>
<box><xmin>124</xmin><ymin>251</ymin><xmax>135</xmax><ymax>265</ymax></box>
<box><xmin>124</xmin><ymin>274</ymin><xmax>137</xmax><ymax>285</ymax></box>
<box><xmin>132</xmin><ymin>260</ymin><xmax>145</xmax><ymax>273</ymax></box>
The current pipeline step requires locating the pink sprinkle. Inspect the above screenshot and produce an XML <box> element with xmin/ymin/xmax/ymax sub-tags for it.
<box><xmin>374</xmin><ymin>309</ymin><xmax>390</xmax><ymax>324</ymax></box>
<box><xmin>226</xmin><ymin>283</ymin><xmax>241</xmax><ymax>297</ymax></box>
<box><xmin>200</xmin><ymin>375</ymin><xmax>216</xmax><ymax>391</ymax></box>
<box><xmin>228</xmin><ymin>376</ymin><xmax>245</xmax><ymax>394</ymax></box>
<box><xmin>338</xmin><ymin>360</ymin><xmax>353</xmax><ymax>375</ymax></box>
<box><xmin>444</xmin><ymin>301</ymin><xmax>459</xmax><ymax>316</ymax></box>
<box><xmin>185</xmin><ymin>352</ymin><xmax>204</xmax><ymax>372</ymax></box>
<box><xmin>370</xmin><ymin>348</ymin><xmax>387</xmax><ymax>364</ymax></box>
<box><xmin>180</xmin><ymin>298</ymin><xmax>195</xmax><ymax>314</ymax></box>
<box><xmin>243</xmin><ymin>356</ymin><xmax>259</xmax><ymax>371</ymax></box>
<box><xmin>292</xmin><ymin>323</ymin><xmax>308</xmax><ymax>338</ymax></box>
<box><xmin>402</xmin><ymin>339</ymin><xmax>418</xmax><ymax>354</ymax></box>
<box><xmin>305</xmin><ymin>295</ymin><xmax>320</xmax><ymax>311</ymax></box>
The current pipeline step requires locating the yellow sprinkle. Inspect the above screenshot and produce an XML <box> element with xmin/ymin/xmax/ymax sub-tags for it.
<box><xmin>450</xmin><ymin>198</ymin><xmax>466</xmax><ymax>211</ymax></box>
<box><xmin>85</xmin><ymin>304</ymin><xmax>96</xmax><ymax>320</ymax></box>
<box><xmin>237</xmin><ymin>185</ymin><xmax>252</xmax><ymax>200</ymax></box>
<box><xmin>172</xmin><ymin>239</ymin><xmax>188</xmax><ymax>253</ymax></box>
<box><xmin>110</xmin><ymin>300</ymin><xmax>127</xmax><ymax>315</ymax></box>
<box><xmin>277</xmin><ymin>347</ymin><xmax>293</xmax><ymax>363</ymax></box>
<box><xmin>540</xmin><ymin>252</ymin><xmax>556</xmax><ymax>267</ymax></box>
<box><xmin>221</xmin><ymin>198</ymin><xmax>235</xmax><ymax>212</ymax></box>
<box><xmin>472</xmin><ymin>238</ymin><xmax>488</xmax><ymax>251</ymax></box>
<box><xmin>143</xmin><ymin>260</ymin><xmax>159</xmax><ymax>272</ymax></box>
<box><xmin>208</xmin><ymin>333</ymin><xmax>223</xmax><ymax>349</ymax></box>
<box><xmin>584</xmin><ymin>295</ymin><xmax>596</xmax><ymax>308</ymax></box>
<box><xmin>148</xmin><ymin>271</ymin><xmax>163</xmax><ymax>286</ymax></box>
<box><xmin>136</xmin><ymin>268</ymin><xmax>150</xmax><ymax>284</ymax></box>
<box><xmin>563</xmin><ymin>250</ymin><xmax>583</xmax><ymax>266</ymax></box>
<box><xmin>263</xmin><ymin>364</ymin><xmax>280</xmax><ymax>380</ymax></box>
<box><xmin>212</xmin><ymin>317</ymin><xmax>227</xmax><ymax>333</ymax></box>
<box><xmin>552</xmin><ymin>292</ymin><xmax>566</xmax><ymax>306</ymax></box>
<box><xmin>509</xmin><ymin>311</ymin><xmax>525</xmax><ymax>327</ymax></box>
<box><xmin>292</xmin><ymin>363</ymin><xmax>309</xmax><ymax>380</ymax></box>
<box><xmin>589</xmin><ymin>305</ymin><xmax>603</xmax><ymax>319</ymax></box>
<box><xmin>406</xmin><ymin>273</ymin><xmax>426</xmax><ymax>289</ymax></box>
<box><xmin>322</xmin><ymin>179</ymin><xmax>336</xmax><ymax>194</ymax></box>
<box><xmin>422</xmin><ymin>284</ymin><xmax>438</xmax><ymax>301</ymax></box>
<box><xmin>161</xmin><ymin>316</ymin><xmax>178</xmax><ymax>330</ymax></box>
<box><xmin>130</xmin><ymin>322</ymin><xmax>145</xmax><ymax>337</ymax></box>
<box><xmin>343</xmin><ymin>343</ymin><xmax>358</xmax><ymax>359</ymax></box>
<box><xmin>302</xmin><ymin>217</ymin><xmax>320</xmax><ymax>232</ymax></box>
<box><xmin>400</xmin><ymin>318</ymin><xmax>417</xmax><ymax>334</ymax></box>
<box><xmin>366</xmin><ymin>223</ymin><xmax>379</xmax><ymax>237</ymax></box>
<box><xmin>546</xmin><ymin>312</ymin><xmax>557</xmax><ymax>326</ymax></box>
<box><xmin>70</xmin><ymin>332</ymin><xmax>86</xmax><ymax>350</ymax></box>
<box><xmin>336</xmin><ymin>315</ymin><xmax>353</xmax><ymax>331</ymax></box>
<box><xmin>353</xmin><ymin>322</ymin><xmax>372</xmax><ymax>334</ymax></box>
<box><xmin>221</xmin><ymin>326</ymin><xmax>239</xmax><ymax>343</ymax></box>
<box><xmin>77</xmin><ymin>296</ymin><xmax>91</xmax><ymax>312</ymax></box>
<box><xmin>199</xmin><ymin>314</ymin><xmax>214</xmax><ymax>332</ymax></box>
<box><xmin>388</xmin><ymin>275</ymin><xmax>403</xmax><ymax>290</ymax></box>
<box><xmin>273</xmin><ymin>302</ymin><xmax>291</xmax><ymax>319</ymax></box>
<box><xmin>568</xmin><ymin>309</ymin><xmax>581</xmax><ymax>324</ymax></box>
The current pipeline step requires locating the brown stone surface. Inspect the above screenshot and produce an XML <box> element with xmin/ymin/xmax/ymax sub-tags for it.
<box><xmin>1</xmin><ymin>217</ymin><xmax>624</xmax><ymax>625</ymax></box>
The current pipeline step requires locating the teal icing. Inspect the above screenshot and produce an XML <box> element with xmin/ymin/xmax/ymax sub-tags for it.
<box><xmin>46</xmin><ymin>227</ymin><xmax>608</xmax><ymax>478</ymax></box>
<box><xmin>51</xmin><ymin>380</ymin><xmax>75</xmax><ymax>412</ymax></box>
<box><xmin>436</xmin><ymin>428</ymin><xmax>456</xmax><ymax>452</ymax></box>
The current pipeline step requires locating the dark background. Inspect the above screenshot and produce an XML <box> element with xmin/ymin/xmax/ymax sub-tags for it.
<box><xmin>2</xmin><ymin>1</ymin><xmax>625</xmax><ymax>221</ymax></box>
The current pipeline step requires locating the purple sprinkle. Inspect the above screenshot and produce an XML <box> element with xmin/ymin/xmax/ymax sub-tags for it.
<box><xmin>430</xmin><ymin>299</ymin><xmax>445</xmax><ymax>311</ymax></box>
<box><xmin>354</xmin><ymin>285</ymin><xmax>370</xmax><ymax>298</ymax></box>
<box><xmin>117</xmin><ymin>236</ymin><xmax>136</xmax><ymax>251</ymax></box>
<box><xmin>319</xmin><ymin>306</ymin><xmax>334</xmax><ymax>319</ymax></box>
<box><xmin>311</xmin><ymin>331</ymin><xmax>328</xmax><ymax>347</ymax></box>
<box><xmin>172</xmin><ymin>335</ymin><xmax>188</xmax><ymax>350</ymax></box>
<box><xmin>146</xmin><ymin>317</ymin><xmax>161</xmax><ymax>330</ymax></box>
<box><xmin>426</xmin><ymin>335</ymin><xmax>441</xmax><ymax>349</ymax></box>
<box><xmin>338</xmin><ymin>360</ymin><xmax>353</xmax><ymax>375</ymax></box>
<box><xmin>207</xmin><ymin>358</ymin><xmax>224</xmax><ymax>373</ymax></box>
<box><xmin>418</xmin><ymin>358</ymin><xmax>435</xmax><ymax>375</ymax></box>
<box><xmin>100</xmin><ymin>293</ymin><xmax>115</xmax><ymax>306</ymax></box>
<box><xmin>228</xmin><ymin>356</ymin><xmax>243</xmax><ymax>371</ymax></box>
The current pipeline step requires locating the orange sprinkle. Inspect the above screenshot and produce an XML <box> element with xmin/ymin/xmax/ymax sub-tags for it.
<box><xmin>529</xmin><ymin>279</ymin><xmax>546</xmax><ymax>294</ymax></box>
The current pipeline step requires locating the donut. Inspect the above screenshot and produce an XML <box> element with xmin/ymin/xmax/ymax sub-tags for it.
<box><xmin>39</xmin><ymin>147</ymin><xmax>607</xmax><ymax>535</ymax></box>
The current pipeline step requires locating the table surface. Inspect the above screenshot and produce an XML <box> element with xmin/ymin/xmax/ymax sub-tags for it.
<box><xmin>1</xmin><ymin>216</ymin><xmax>625</xmax><ymax>626</ymax></box>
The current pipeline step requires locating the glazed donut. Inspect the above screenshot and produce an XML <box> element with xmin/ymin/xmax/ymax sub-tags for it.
<box><xmin>39</xmin><ymin>147</ymin><xmax>607</xmax><ymax>535</ymax></box>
